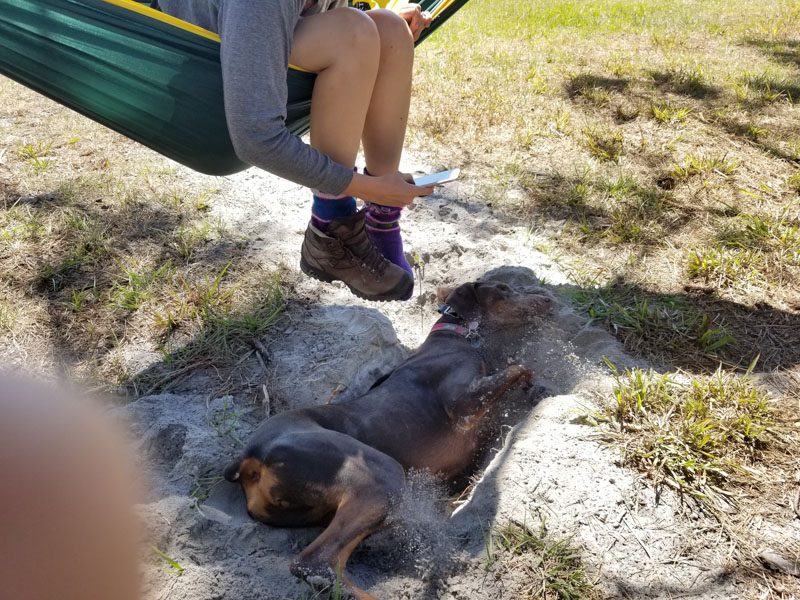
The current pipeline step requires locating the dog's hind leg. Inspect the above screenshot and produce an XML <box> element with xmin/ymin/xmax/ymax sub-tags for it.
<box><xmin>444</xmin><ymin>365</ymin><xmax>533</xmax><ymax>431</ymax></box>
<box><xmin>283</xmin><ymin>431</ymin><xmax>405</xmax><ymax>600</ymax></box>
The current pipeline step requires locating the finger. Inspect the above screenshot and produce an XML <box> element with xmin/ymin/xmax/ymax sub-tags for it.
<box><xmin>414</xmin><ymin>185</ymin><xmax>435</xmax><ymax>197</ymax></box>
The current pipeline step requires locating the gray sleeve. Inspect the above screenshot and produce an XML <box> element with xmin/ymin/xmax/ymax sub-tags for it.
<box><xmin>218</xmin><ymin>0</ymin><xmax>354</xmax><ymax>195</ymax></box>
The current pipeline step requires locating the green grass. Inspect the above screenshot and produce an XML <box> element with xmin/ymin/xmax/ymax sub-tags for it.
<box><xmin>108</xmin><ymin>260</ymin><xmax>174</xmax><ymax>310</ymax></box>
<box><xmin>483</xmin><ymin>516</ymin><xmax>599</xmax><ymax>600</ymax></box>
<box><xmin>0</xmin><ymin>299</ymin><xmax>15</xmax><ymax>331</ymax></box>
<box><xmin>686</xmin><ymin>245</ymin><xmax>761</xmax><ymax>288</ymax></box>
<box><xmin>17</xmin><ymin>142</ymin><xmax>54</xmax><ymax>171</ymax></box>
<box><xmin>670</xmin><ymin>153</ymin><xmax>739</xmax><ymax>180</ymax></box>
<box><xmin>587</xmin><ymin>358</ymin><xmax>781</xmax><ymax>515</ymax></box>
<box><xmin>569</xmin><ymin>281</ymin><xmax>735</xmax><ymax>361</ymax></box>
<box><xmin>151</xmin><ymin>546</ymin><xmax>185</xmax><ymax>575</ymax></box>
<box><xmin>717</xmin><ymin>205</ymin><xmax>800</xmax><ymax>254</ymax></box>
<box><xmin>650</xmin><ymin>102</ymin><xmax>693</xmax><ymax>124</ymax></box>
<box><xmin>582</xmin><ymin>126</ymin><xmax>623</xmax><ymax>162</ymax></box>
<box><xmin>135</xmin><ymin>268</ymin><xmax>286</xmax><ymax>395</ymax></box>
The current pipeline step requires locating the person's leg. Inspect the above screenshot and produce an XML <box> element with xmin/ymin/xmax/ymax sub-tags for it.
<box><xmin>290</xmin><ymin>9</ymin><xmax>380</xmax><ymax>231</ymax></box>
<box><xmin>360</xmin><ymin>9</ymin><xmax>415</xmax><ymax>280</ymax></box>
<box><xmin>290</xmin><ymin>8</ymin><xmax>380</xmax><ymax>168</ymax></box>
<box><xmin>291</xmin><ymin>9</ymin><xmax>414</xmax><ymax>301</ymax></box>
<box><xmin>362</xmin><ymin>8</ymin><xmax>414</xmax><ymax>176</ymax></box>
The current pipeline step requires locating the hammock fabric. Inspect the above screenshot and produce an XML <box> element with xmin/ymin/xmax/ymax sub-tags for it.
<box><xmin>0</xmin><ymin>0</ymin><xmax>468</xmax><ymax>176</ymax></box>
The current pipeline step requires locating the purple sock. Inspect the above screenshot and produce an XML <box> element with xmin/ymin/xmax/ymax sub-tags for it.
<box><xmin>311</xmin><ymin>192</ymin><xmax>357</xmax><ymax>232</ymax></box>
<box><xmin>364</xmin><ymin>202</ymin><xmax>413</xmax><ymax>276</ymax></box>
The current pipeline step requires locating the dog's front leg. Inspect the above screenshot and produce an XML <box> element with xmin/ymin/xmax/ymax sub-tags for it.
<box><xmin>444</xmin><ymin>365</ymin><xmax>533</xmax><ymax>431</ymax></box>
<box><xmin>287</xmin><ymin>432</ymin><xmax>405</xmax><ymax>600</ymax></box>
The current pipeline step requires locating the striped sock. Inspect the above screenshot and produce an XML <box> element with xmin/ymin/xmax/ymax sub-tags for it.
<box><xmin>364</xmin><ymin>202</ymin><xmax>413</xmax><ymax>276</ymax></box>
<box><xmin>310</xmin><ymin>191</ymin><xmax>357</xmax><ymax>232</ymax></box>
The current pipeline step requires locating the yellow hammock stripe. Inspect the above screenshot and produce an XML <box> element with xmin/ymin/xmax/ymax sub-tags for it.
<box><xmin>98</xmin><ymin>0</ymin><xmax>311</xmax><ymax>72</ymax></box>
<box><xmin>431</xmin><ymin>0</ymin><xmax>456</xmax><ymax>19</ymax></box>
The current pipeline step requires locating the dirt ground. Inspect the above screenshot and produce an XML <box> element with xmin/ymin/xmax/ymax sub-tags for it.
<box><xmin>110</xmin><ymin>162</ymin><xmax>795</xmax><ymax>599</ymax></box>
<box><xmin>2</xmin><ymin>64</ymin><xmax>799</xmax><ymax>598</ymax></box>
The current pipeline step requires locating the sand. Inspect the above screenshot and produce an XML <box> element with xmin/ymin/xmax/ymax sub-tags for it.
<box><xmin>116</xmin><ymin>156</ymin><xmax>749</xmax><ymax>600</ymax></box>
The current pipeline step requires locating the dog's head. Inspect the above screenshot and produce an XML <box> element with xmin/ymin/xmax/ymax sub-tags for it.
<box><xmin>223</xmin><ymin>455</ymin><xmax>279</xmax><ymax>522</ymax></box>
<box><xmin>436</xmin><ymin>281</ymin><xmax>552</xmax><ymax>328</ymax></box>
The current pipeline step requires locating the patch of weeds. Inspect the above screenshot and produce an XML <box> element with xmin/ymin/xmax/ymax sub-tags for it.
<box><xmin>38</xmin><ymin>230</ymin><xmax>109</xmax><ymax>291</ymax></box>
<box><xmin>547</xmin><ymin>108</ymin><xmax>573</xmax><ymax>135</ymax></box>
<box><xmin>607</xmin><ymin>206</ymin><xmax>642</xmax><ymax>243</ymax></box>
<box><xmin>174</xmin><ymin>220</ymin><xmax>213</xmax><ymax>261</ymax></box>
<box><xmin>745</xmin><ymin>124</ymin><xmax>770</xmax><ymax>140</ymax></box>
<box><xmin>650</xmin><ymin>103</ymin><xmax>693</xmax><ymax>125</ymax></box>
<box><xmin>108</xmin><ymin>260</ymin><xmax>174</xmax><ymax>310</ymax></box>
<box><xmin>190</xmin><ymin>475</ymin><xmax>224</xmax><ymax>503</ymax></box>
<box><xmin>137</xmin><ymin>267</ymin><xmax>286</xmax><ymax>395</ymax></box>
<box><xmin>671</xmin><ymin>153</ymin><xmax>739</xmax><ymax>180</ymax></box>
<box><xmin>568</xmin><ymin>77</ymin><xmax>611</xmax><ymax>107</ymax></box>
<box><xmin>603</xmin><ymin>174</ymin><xmax>637</xmax><ymax>199</ymax></box>
<box><xmin>484</xmin><ymin>515</ymin><xmax>600</xmax><ymax>599</ymax></box>
<box><xmin>789</xmin><ymin>170</ymin><xmax>800</xmax><ymax>193</ymax></box>
<box><xmin>582</xmin><ymin>126</ymin><xmax>623</xmax><ymax>162</ymax></box>
<box><xmin>586</xmin><ymin>358</ymin><xmax>781</xmax><ymax>515</ymax></box>
<box><xmin>614</xmin><ymin>101</ymin><xmax>640</xmax><ymax>121</ymax></box>
<box><xmin>68</xmin><ymin>286</ymin><xmax>94</xmax><ymax>313</ymax></box>
<box><xmin>716</xmin><ymin>205</ymin><xmax>800</xmax><ymax>255</ymax></box>
<box><xmin>569</xmin><ymin>281</ymin><xmax>735</xmax><ymax>362</ymax></box>
<box><xmin>738</xmin><ymin>72</ymin><xmax>799</xmax><ymax>105</ymax></box>
<box><xmin>650</xmin><ymin>65</ymin><xmax>717</xmax><ymax>99</ymax></box>
<box><xmin>686</xmin><ymin>245</ymin><xmax>761</xmax><ymax>288</ymax></box>
<box><xmin>651</xmin><ymin>32</ymin><xmax>688</xmax><ymax>51</ymax></box>
<box><xmin>787</xmin><ymin>137</ymin><xmax>800</xmax><ymax>161</ymax></box>
<box><xmin>1</xmin><ymin>206</ymin><xmax>42</xmax><ymax>242</ymax></box>
<box><xmin>211</xmin><ymin>395</ymin><xmax>245</xmax><ymax>440</ymax></box>
<box><xmin>0</xmin><ymin>299</ymin><xmax>16</xmax><ymax>331</ymax></box>
<box><xmin>17</xmin><ymin>142</ymin><xmax>53</xmax><ymax>170</ymax></box>
<box><xmin>563</xmin><ymin>168</ymin><xmax>593</xmax><ymax>208</ymax></box>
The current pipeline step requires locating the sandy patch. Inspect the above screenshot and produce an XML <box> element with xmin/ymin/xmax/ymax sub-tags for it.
<box><xmin>115</xmin><ymin>159</ymin><xmax>758</xmax><ymax>600</ymax></box>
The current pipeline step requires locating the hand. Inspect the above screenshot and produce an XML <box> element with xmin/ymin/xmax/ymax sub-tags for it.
<box><xmin>394</xmin><ymin>3</ymin><xmax>432</xmax><ymax>41</ymax></box>
<box><xmin>344</xmin><ymin>171</ymin><xmax>434</xmax><ymax>207</ymax></box>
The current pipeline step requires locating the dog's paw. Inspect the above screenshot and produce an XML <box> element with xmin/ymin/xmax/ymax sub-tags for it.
<box><xmin>506</xmin><ymin>364</ymin><xmax>534</xmax><ymax>387</ymax></box>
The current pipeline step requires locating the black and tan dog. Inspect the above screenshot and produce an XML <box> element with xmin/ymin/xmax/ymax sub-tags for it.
<box><xmin>224</xmin><ymin>280</ymin><xmax>552</xmax><ymax>599</ymax></box>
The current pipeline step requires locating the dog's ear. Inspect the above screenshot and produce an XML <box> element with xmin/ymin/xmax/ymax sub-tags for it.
<box><xmin>436</xmin><ymin>286</ymin><xmax>454</xmax><ymax>303</ymax></box>
<box><xmin>443</xmin><ymin>282</ymin><xmax>480</xmax><ymax>319</ymax></box>
<box><xmin>223</xmin><ymin>458</ymin><xmax>243</xmax><ymax>482</ymax></box>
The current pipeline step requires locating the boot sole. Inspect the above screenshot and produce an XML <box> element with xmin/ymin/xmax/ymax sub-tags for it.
<box><xmin>300</xmin><ymin>257</ymin><xmax>413</xmax><ymax>302</ymax></box>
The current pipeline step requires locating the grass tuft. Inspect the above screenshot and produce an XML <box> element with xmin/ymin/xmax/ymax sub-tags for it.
<box><xmin>587</xmin><ymin>358</ymin><xmax>782</xmax><ymax>515</ymax></box>
<box><xmin>569</xmin><ymin>281</ymin><xmax>735</xmax><ymax>362</ymax></box>
<box><xmin>582</xmin><ymin>126</ymin><xmax>623</xmax><ymax>162</ymax></box>
<box><xmin>670</xmin><ymin>153</ymin><xmax>739</xmax><ymax>180</ymax></box>
<box><xmin>686</xmin><ymin>245</ymin><xmax>761</xmax><ymax>288</ymax></box>
<box><xmin>484</xmin><ymin>516</ymin><xmax>599</xmax><ymax>599</ymax></box>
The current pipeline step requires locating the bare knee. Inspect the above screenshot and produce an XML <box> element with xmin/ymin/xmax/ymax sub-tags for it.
<box><xmin>290</xmin><ymin>7</ymin><xmax>379</xmax><ymax>72</ymax></box>
<box><xmin>368</xmin><ymin>8</ymin><xmax>414</xmax><ymax>61</ymax></box>
<box><xmin>334</xmin><ymin>7</ymin><xmax>381</xmax><ymax>60</ymax></box>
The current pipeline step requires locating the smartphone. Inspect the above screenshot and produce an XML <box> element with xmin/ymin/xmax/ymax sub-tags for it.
<box><xmin>413</xmin><ymin>168</ymin><xmax>460</xmax><ymax>187</ymax></box>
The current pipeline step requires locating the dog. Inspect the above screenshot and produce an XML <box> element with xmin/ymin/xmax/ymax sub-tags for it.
<box><xmin>224</xmin><ymin>280</ymin><xmax>552</xmax><ymax>599</ymax></box>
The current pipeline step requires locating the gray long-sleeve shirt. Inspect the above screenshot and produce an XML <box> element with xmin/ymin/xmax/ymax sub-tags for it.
<box><xmin>158</xmin><ymin>0</ymin><xmax>354</xmax><ymax>195</ymax></box>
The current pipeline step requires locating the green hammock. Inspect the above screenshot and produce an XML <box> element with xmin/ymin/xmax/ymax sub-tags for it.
<box><xmin>0</xmin><ymin>0</ymin><xmax>468</xmax><ymax>176</ymax></box>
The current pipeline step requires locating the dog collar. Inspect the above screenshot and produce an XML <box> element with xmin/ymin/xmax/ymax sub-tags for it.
<box><xmin>437</xmin><ymin>304</ymin><xmax>460</xmax><ymax>318</ymax></box>
<box><xmin>432</xmin><ymin>305</ymin><xmax>480</xmax><ymax>339</ymax></box>
<box><xmin>430</xmin><ymin>322</ymin><xmax>472</xmax><ymax>337</ymax></box>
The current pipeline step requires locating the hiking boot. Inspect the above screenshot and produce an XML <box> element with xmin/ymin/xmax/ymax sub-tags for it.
<box><xmin>300</xmin><ymin>209</ymin><xmax>414</xmax><ymax>301</ymax></box>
